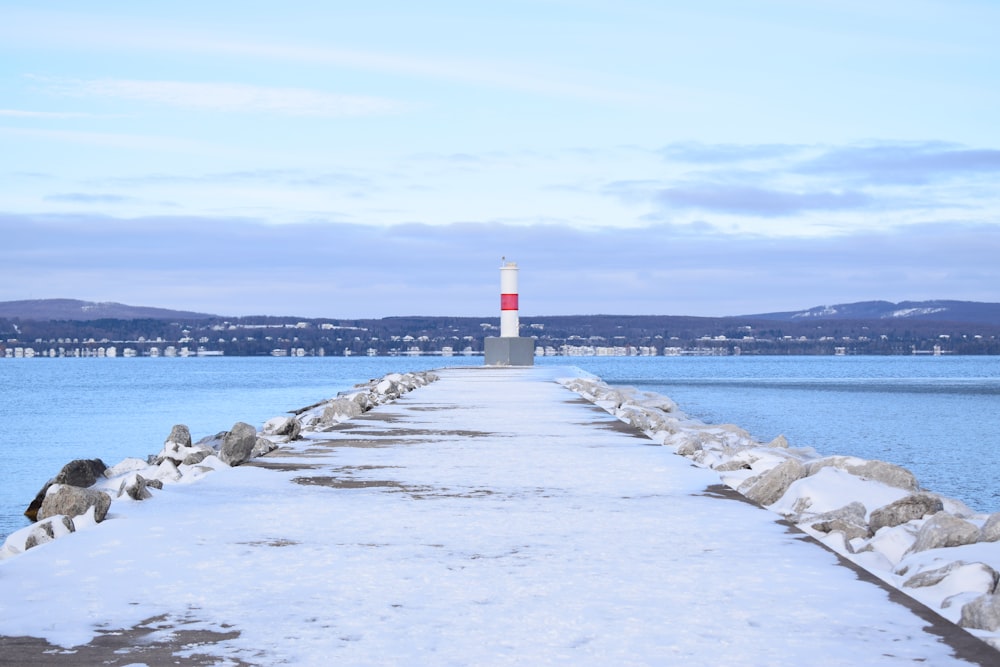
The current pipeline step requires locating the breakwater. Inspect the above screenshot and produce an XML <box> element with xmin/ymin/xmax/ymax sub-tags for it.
<box><xmin>0</xmin><ymin>367</ymin><xmax>997</xmax><ymax>664</ymax></box>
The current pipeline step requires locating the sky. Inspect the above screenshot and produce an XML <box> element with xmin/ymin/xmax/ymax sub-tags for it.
<box><xmin>2</xmin><ymin>0</ymin><xmax>999</xmax><ymax>318</ymax></box>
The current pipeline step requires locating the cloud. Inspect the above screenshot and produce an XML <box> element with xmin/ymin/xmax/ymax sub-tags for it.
<box><xmin>0</xmin><ymin>126</ymin><xmax>215</xmax><ymax>153</ymax></box>
<box><xmin>1</xmin><ymin>213</ymin><xmax>997</xmax><ymax>318</ymax></box>
<box><xmin>44</xmin><ymin>193</ymin><xmax>132</xmax><ymax>204</ymax></box>
<box><xmin>797</xmin><ymin>142</ymin><xmax>1000</xmax><ymax>185</ymax></box>
<box><xmin>31</xmin><ymin>76</ymin><xmax>407</xmax><ymax>117</ymax></box>
<box><xmin>655</xmin><ymin>185</ymin><xmax>871</xmax><ymax>216</ymax></box>
<box><xmin>607</xmin><ymin>181</ymin><xmax>872</xmax><ymax>216</ymax></box>
<box><xmin>659</xmin><ymin>142</ymin><xmax>805</xmax><ymax>164</ymax></box>
<box><xmin>0</xmin><ymin>109</ymin><xmax>115</xmax><ymax>119</ymax></box>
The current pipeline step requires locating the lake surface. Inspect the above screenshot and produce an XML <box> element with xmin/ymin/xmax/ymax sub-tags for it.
<box><xmin>2</xmin><ymin>355</ymin><xmax>998</xmax><ymax>541</ymax></box>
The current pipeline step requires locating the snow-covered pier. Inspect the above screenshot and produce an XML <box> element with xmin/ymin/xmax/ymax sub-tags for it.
<box><xmin>0</xmin><ymin>366</ymin><xmax>996</xmax><ymax>665</ymax></box>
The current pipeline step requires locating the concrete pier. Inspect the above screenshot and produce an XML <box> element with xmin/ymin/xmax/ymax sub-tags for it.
<box><xmin>0</xmin><ymin>367</ymin><xmax>993</xmax><ymax>665</ymax></box>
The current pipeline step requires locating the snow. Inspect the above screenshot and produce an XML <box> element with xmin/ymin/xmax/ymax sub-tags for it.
<box><xmin>561</xmin><ymin>373</ymin><xmax>1000</xmax><ymax>656</ymax></box>
<box><xmin>0</xmin><ymin>366</ymin><xmax>995</xmax><ymax>664</ymax></box>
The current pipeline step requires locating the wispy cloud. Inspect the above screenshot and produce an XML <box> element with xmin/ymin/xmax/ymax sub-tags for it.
<box><xmin>605</xmin><ymin>180</ymin><xmax>871</xmax><ymax>216</ymax></box>
<box><xmin>0</xmin><ymin>126</ymin><xmax>215</xmax><ymax>153</ymax></box>
<box><xmin>30</xmin><ymin>76</ymin><xmax>408</xmax><ymax>117</ymax></box>
<box><xmin>653</xmin><ymin>184</ymin><xmax>872</xmax><ymax>216</ymax></box>
<box><xmin>4</xmin><ymin>9</ymin><xmax>647</xmax><ymax>106</ymax></box>
<box><xmin>0</xmin><ymin>109</ymin><xmax>116</xmax><ymax>119</ymax></box>
<box><xmin>44</xmin><ymin>193</ymin><xmax>133</xmax><ymax>204</ymax></box>
<box><xmin>659</xmin><ymin>142</ymin><xmax>806</xmax><ymax>164</ymax></box>
<box><xmin>796</xmin><ymin>142</ymin><xmax>1000</xmax><ymax>185</ymax></box>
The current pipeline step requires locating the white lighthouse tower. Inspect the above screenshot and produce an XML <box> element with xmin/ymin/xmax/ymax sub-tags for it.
<box><xmin>484</xmin><ymin>258</ymin><xmax>535</xmax><ymax>366</ymax></box>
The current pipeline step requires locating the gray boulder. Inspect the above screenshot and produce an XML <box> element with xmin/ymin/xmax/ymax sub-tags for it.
<box><xmin>166</xmin><ymin>424</ymin><xmax>192</xmax><ymax>448</ymax></box>
<box><xmin>218</xmin><ymin>422</ymin><xmax>258</xmax><ymax>466</ymax></box>
<box><xmin>738</xmin><ymin>458</ymin><xmax>807</xmax><ymax>507</ymax></box>
<box><xmin>869</xmin><ymin>493</ymin><xmax>944</xmax><ymax>533</ymax></box>
<box><xmin>961</xmin><ymin>593</ymin><xmax>1000</xmax><ymax>631</ymax></box>
<box><xmin>54</xmin><ymin>458</ymin><xmax>108</xmax><ymax>487</ymax></box>
<box><xmin>980</xmin><ymin>513</ymin><xmax>1000</xmax><ymax>543</ymax></box>
<box><xmin>907</xmin><ymin>512</ymin><xmax>981</xmax><ymax>554</ymax></box>
<box><xmin>39</xmin><ymin>485</ymin><xmax>112</xmax><ymax>523</ymax></box>
<box><xmin>182</xmin><ymin>449</ymin><xmax>212</xmax><ymax>466</ymax></box>
<box><xmin>24</xmin><ymin>458</ymin><xmax>108</xmax><ymax>521</ymax></box>
<box><xmin>809</xmin><ymin>501</ymin><xmax>870</xmax><ymax>541</ymax></box>
<box><xmin>24</xmin><ymin>516</ymin><xmax>76</xmax><ymax>551</ymax></box>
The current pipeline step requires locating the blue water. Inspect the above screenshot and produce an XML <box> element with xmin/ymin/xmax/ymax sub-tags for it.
<box><xmin>2</xmin><ymin>356</ymin><xmax>998</xmax><ymax>542</ymax></box>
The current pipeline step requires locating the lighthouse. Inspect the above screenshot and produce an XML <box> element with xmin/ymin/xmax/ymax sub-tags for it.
<box><xmin>484</xmin><ymin>258</ymin><xmax>535</xmax><ymax>366</ymax></box>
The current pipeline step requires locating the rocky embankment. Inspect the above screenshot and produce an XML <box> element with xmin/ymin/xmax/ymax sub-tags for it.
<box><xmin>2</xmin><ymin>371</ymin><xmax>438</xmax><ymax>559</ymax></box>
<box><xmin>559</xmin><ymin>375</ymin><xmax>1000</xmax><ymax>652</ymax></box>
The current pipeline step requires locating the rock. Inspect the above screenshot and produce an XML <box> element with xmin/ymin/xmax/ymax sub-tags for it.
<box><xmin>675</xmin><ymin>438</ymin><xmax>702</xmax><ymax>457</ymax></box>
<box><xmin>251</xmin><ymin>437</ymin><xmax>278</xmax><ymax>459</ymax></box>
<box><xmin>262</xmin><ymin>416</ymin><xmax>301</xmax><ymax>439</ymax></box>
<box><xmin>24</xmin><ymin>458</ymin><xmax>109</xmax><ymax>521</ymax></box>
<box><xmin>54</xmin><ymin>458</ymin><xmax>108</xmax><ymax>486</ymax></box>
<box><xmin>807</xmin><ymin>456</ymin><xmax>919</xmax><ymax>492</ymax></box>
<box><xmin>105</xmin><ymin>457</ymin><xmax>150</xmax><ymax>478</ymax></box>
<box><xmin>182</xmin><ymin>449</ymin><xmax>212</xmax><ymax>466</ymax></box>
<box><xmin>981</xmin><ymin>513</ymin><xmax>1000</xmax><ymax>543</ymax></box>
<box><xmin>157</xmin><ymin>424</ymin><xmax>211</xmax><ymax>466</ymax></box>
<box><xmin>869</xmin><ymin>493</ymin><xmax>944</xmax><ymax>533</ymax></box>
<box><xmin>117</xmin><ymin>473</ymin><xmax>158</xmax><ymax>500</ymax></box>
<box><xmin>154</xmin><ymin>459</ymin><xmax>182</xmax><ymax>482</ymax></box>
<box><xmin>24</xmin><ymin>516</ymin><xmax>75</xmax><ymax>551</ymax></box>
<box><xmin>166</xmin><ymin>424</ymin><xmax>192</xmax><ymax>448</ymax></box>
<box><xmin>904</xmin><ymin>561</ymin><xmax>999</xmax><ymax>592</ymax></box>
<box><xmin>218</xmin><ymin>422</ymin><xmax>258</xmax><ymax>466</ymax></box>
<box><xmin>768</xmin><ymin>435</ymin><xmax>789</xmax><ymax>448</ymax></box>
<box><xmin>738</xmin><ymin>458</ymin><xmax>807</xmax><ymax>507</ymax></box>
<box><xmin>39</xmin><ymin>485</ymin><xmax>112</xmax><ymax>523</ymax></box>
<box><xmin>809</xmin><ymin>501</ymin><xmax>870</xmax><ymax>541</ymax></box>
<box><xmin>906</xmin><ymin>512</ymin><xmax>981</xmax><ymax>554</ymax></box>
<box><xmin>714</xmin><ymin>459</ymin><xmax>752</xmax><ymax>472</ymax></box>
<box><xmin>961</xmin><ymin>593</ymin><xmax>1000</xmax><ymax>631</ymax></box>
<box><xmin>321</xmin><ymin>398</ymin><xmax>364</xmax><ymax>423</ymax></box>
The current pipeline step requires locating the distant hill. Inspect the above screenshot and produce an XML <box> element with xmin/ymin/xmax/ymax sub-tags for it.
<box><xmin>0</xmin><ymin>299</ymin><xmax>217</xmax><ymax>321</ymax></box>
<box><xmin>745</xmin><ymin>300</ymin><xmax>1000</xmax><ymax>325</ymax></box>
<box><xmin>3</xmin><ymin>298</ymin><xmax>1000</xmax><ymax>327</ymax></box>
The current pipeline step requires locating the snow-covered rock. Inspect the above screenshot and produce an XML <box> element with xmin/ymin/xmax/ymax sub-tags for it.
<box><xmin>116</xmin><ymin>473</ymin><xmax>162</xmax><ymax>501</ymax></box>
<box><xmin>262</xmin><ymin>416</ymin><xmax>301</xmax><ymax>440</ymax></box>
<box><xmin>38</xmin><ymin>485</ymin><xmax>112</xmax><ymax>523</ymax></box>
<box><xmin>806</xmin><ymin>456</ymin><xmax>919</xmax><ymax>492</ymax></box>
<box><xmin>961</xmin><ymin>593</ymin><xmax>1000</xmax><ymax>632</ymax></box>
<box><xmin>869</xmin><ymin>494</ymin><xmax>945</xmax><ymax>533</ymax></box>
<box><xmin>906</xmin><ymin>512</ymin><xmax>981</xmax><ymax>554</ymax></box>
<box><xmin>981</xmin><ymin>514</ymin><xmax>1000</xmax><ymax>543</ymax></box>
<box><xmin>809</xmin><ymin>501</ymin><xmax>870</xmax><ymax>541</ymax></box>
<box><xmin>24</xmin><ymin>458</ymin><xmax>109</xmax><ymax>521</ymax></box>
<box><xmin>738</xmin><ymin>458</ymin><xmax>807</xmax><ymax>507</ymax></box>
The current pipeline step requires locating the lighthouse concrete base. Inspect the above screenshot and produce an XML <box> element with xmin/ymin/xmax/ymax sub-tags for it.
<box><xmin>484</xmin><ymin>337</ymin><xmax>535</xmax><ymax>366</ymax></box>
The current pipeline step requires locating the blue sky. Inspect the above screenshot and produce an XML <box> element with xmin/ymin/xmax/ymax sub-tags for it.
<box><xmin>2</xmin><ymin>1</ymin><xmax>999</xmax><ymax>318</ymax></box>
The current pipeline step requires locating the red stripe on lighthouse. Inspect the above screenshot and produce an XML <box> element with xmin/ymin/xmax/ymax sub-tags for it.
<box><xmin>500</xmin><ymin>293</ymin><xmax>519</xmax><ymax>310</ymax></box>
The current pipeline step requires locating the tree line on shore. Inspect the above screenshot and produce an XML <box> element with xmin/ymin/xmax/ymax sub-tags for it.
<box><xmin>4</xmin><ymin>313</ymin><xmax>1000</xmax><ymax>356</ymax></box>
